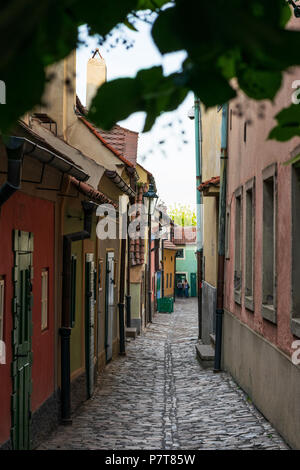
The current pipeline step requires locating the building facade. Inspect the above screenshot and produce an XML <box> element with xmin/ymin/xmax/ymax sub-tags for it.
<box><xmin>223</xmin><ymin>20</ymin><xmax>300</xmax><ymax>448</ymax></box>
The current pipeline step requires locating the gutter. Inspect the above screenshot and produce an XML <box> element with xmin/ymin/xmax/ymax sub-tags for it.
<box><xmin>60</xmin><ymin>200</ymin><xmax>96</xmax><ymax>424</ymax></box>
<box><xmin>0</xmin><ymin>138</ymin><xmax>23</xmax><ymax>207</ymax></box>
<box><xmin>105</xmin><ymin>170</ymin><xmax>136</xmax><ymax>198</ymax></box>
<box><xmin>6</xmin><ymin>136</ymin><xmax>89</xmax><ymax>182</ymax></box>
<box><xmin>0</xmin><ymin>136</ymin><xmax>89</xmax><ymax>208</ymax></box>
<box><xmin>70</xmin><ymin>175</ymin><xmax>118</xmax><ymax>208</ymax></box>
<box><xmin>214</xmin><ymin>103</ymin><xmax>229</xmax><ymax>372</ymax></box>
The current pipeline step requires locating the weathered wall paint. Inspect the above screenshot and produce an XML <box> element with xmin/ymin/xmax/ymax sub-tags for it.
<box><xmin>0</xmin><ymin>191</ymin><xmax>55</xmax><ymax>444</ymax></box>
<box><xmin>201</xmin><ymin>106</ymin><xmax>222</xmax><ymax>288</ymax></box>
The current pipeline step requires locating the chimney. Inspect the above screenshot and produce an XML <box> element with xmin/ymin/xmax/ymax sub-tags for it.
<box><xmin>86</xmin><ymin>49</ymin><xmax>106</xmax><ymax>109</ymax></box>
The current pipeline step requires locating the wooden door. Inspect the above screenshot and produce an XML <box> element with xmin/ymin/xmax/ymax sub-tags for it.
<box><xmin>11</xmin><ymin>231</ymin><xmax>33</xmax><ymax>450</ymax></box>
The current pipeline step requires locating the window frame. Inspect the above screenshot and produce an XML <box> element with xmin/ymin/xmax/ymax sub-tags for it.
<box><xmin>234</xmin><ymin>186</ymin><xmax>243</xmax><ymax>305</ymax></box>
<box><xmin>176</xmin><ymin>248</ymin><xmax>185</xmax><ymax>260</ymax></box>
<box><xmin>291</xmin><ymin>163</ymin><xmax>300</xmax><ymax>337</ymax></box>
<box><xmin>261</xmin><ymin>163</ymin><xmax>277</xmax><ymax>324</ymax></box>
<box><xmin>244</xmin><ymin>177</ymin><xmax>255</xmax><ymax>312</ymax></box>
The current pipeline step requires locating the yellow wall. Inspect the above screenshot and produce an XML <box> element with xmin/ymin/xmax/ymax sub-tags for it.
<box><xmin>164</xmin><ymin>249</ymin><xmax>177</xmax><ymax>297</ymax></box>
<box><xmin>201</xmin><ymin>106</ymin><xmax>222</xmax><ymax>287</ymax></box>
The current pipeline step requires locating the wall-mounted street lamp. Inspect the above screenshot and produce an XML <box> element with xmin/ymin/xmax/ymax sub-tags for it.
<box><xmin>143</xmin><ymin>183</ymin><xmax>158</xmax><ymax>323</ymax></box>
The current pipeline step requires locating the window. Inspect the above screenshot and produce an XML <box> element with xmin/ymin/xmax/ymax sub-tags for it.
<box><xmin>0</xmin><ymin>277</ymin><xmax>4</xmax><ymax>341</ymax></box>
<box><xmin>166</xmin><ymin>273</ymin><xmax>169</xmax><ymax>289</ymax></box>
<box><xmin>170</xmin><ymin>273</ymin><xmax>172</xmax><ymax>289</ymax></box>
<box><xmin>71</xmin><ymin>256</ymin><xmax>77</xmax><ymax>328</ymax></box>
<box><xmin>245</xmin><ymin>178</ymin><xmax>255</xmax><ymax>311</ymax></box>
<box><xmin>234</xmin><ymin>187</ymin><xmax>243</xmax><ymax>304</ymax></box>
<box><xmin>262</xmin><ymin>164</ymin><xmax>277</xmax><ymax>324</ymax></box>
<box><xmin>176</xmin><ymin>248</ymin><xmax>184</xmax><ymax>259</ymax></box>
<box><xmin>291</xmin><ymin>164</ymin><xmax>300</xmax><ymax>337</ymax></box>
<box><xmin>41</xmin><ymin>269</ymin><xmax>49</xmax><ymax>330</ymax></box>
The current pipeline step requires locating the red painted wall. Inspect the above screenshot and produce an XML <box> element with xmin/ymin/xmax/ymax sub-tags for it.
<box><xmin>0</xmin><ymin>191</ymin><xmax>55</xmax><ymax>445</ymax></box>
<box><xmin>225</xmin><ymin>17</ymin><xmax>300</xmax><ymax>357</ymax></box>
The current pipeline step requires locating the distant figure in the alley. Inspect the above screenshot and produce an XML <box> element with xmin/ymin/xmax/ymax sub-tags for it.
<box><xmin>183</xmin><ymin>279</ymin><xmax>190</xmax><ymax>298</ymax></box>
<box><xmin>177</xmin><ymin>279</ymin><xmax>183</xmax><ymax>297</ymax></box>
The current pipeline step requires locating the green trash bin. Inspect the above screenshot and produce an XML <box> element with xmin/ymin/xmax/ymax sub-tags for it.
<box><xmin>157</xmin><ymin>297</ymin><xmax>174</xmax><ymax>313</ymax></box>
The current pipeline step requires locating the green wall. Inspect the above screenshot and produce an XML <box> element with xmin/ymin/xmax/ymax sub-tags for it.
<box><xmin>176</xmin><ymin>244</ymin><xmax>197</xmax><ymax>296</ymax></box>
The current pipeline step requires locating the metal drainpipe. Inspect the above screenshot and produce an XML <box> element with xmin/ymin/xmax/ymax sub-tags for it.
<box><xmin>0</xmin><ymin>138</ymin><xmax>24</xmax><ymax>207</ymax></box>
<box><xmin>118</xmin><ymin>199</ymin><xmax>127</xmax><ymax>355</ymax></box>
<box><xmin>60</xmin><ymin>200</ymin><xmax>95</xmax><ymax>424</ymax></box>
<box><xmin>148</xmin><ymin>210</ymin><xmax>152</xmax><ymax>323</ymax></box>
<box><xmin>214</xmin><ymin>103</ymin><xmax>229</xmax><ymax>372</ymax></box>
<box><xmin>194</xmin><ymin>96</ymin><xmax>203</xmax><ymax>340</ymax></box>
<box><xmin>126</xmin><ymin>202</ymin><xmax>132</xmax><ymax>328</ymax></box>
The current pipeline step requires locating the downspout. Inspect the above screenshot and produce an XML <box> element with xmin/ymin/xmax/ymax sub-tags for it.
<box><xmin>147</xmin><ymin>210</ymin><xmax>152</xmax><ymax>323</ymax></box>
<box><xmin>60</xmin><ymin>200</ymin><xmax>95</xmax><ymax>424</ymax></box>
<box><xmin>126</xmin><ymin>192</ymin><xmax>135</xmax><ymax>329</ymax></box>
<box><xmin>118</xmin><ymin>199</ymin><xmax>128</xmax><ymax>355</ymax></box>
<box><xmin>214</xmin><ymin>103</ymin><xmax>229</xmax><ymax>372</ymax></box>
<box><xmin>0</xmin><ymin>138</ymin><xmax>24</xmax><ymax>207</ymax></box>
<box><xmin>194</xmin><ymin>96</ymin><xmax>203</xmax><ymax>340</ymax></box>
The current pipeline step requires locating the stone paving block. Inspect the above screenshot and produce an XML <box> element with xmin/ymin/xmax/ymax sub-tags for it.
<box><xmin>38</xmin><ymin>298</ymin><xmax>288</xmax><ymax>450</ymax></box>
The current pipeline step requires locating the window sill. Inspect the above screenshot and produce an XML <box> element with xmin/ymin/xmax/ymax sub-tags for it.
<box><xmin>262</xmin><ymin>304</ymin><xmax>277</xmax><ymax>324</ymax></box>
<box><xmin>291</xmin><ymin>318</ymin><xmax>300</xmax><ymax>338</ymax></box>
<box><xmin>244</xmin><ymin>296</ymin><xmax>254</xmax><ymax>312</ymax></box>
<box><xmin>234</xmin><ymin>289</ymin><xmax>241</xmax><ymax>305</ymax></box>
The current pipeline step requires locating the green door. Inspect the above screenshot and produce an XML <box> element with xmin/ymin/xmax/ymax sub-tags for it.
<box><xmin>191</xmin><ymin>273</ymin><xmax>197</xmax><ymax>297</ymax></box>
<box><xmin>11</xmin><ymin>230</ymin><xmax>34</xmax><ymax>450</ymax></box>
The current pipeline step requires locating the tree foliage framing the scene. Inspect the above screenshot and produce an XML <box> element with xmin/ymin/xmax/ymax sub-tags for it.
<box><xmin>168</xmin><ymin>203</ymin><xmax>196</xmax><ymax>227</ymax></box>
<box><xmin>1</xmin><ymin>0</ymin><xmax>300</xmax><ymax>160</ymax></box>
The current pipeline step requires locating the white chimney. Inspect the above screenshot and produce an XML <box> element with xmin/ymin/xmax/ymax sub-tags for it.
<box><xmin>86</xmin><ymin>49</ymin><xmax>107</xmax><ymax>109</ymax></box>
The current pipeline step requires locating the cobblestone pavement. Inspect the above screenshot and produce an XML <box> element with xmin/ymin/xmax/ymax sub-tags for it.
<box><xmin>38</xmin><ymin>298</ymin><xmax>288</xmax><ymax>450</ymax></box>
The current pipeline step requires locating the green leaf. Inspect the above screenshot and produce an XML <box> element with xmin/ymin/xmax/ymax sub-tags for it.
<box><xmin>268</xmin><ymin>104</ymin><xmax>300</xmax><ymax>142</ymax></box>
<box><xmin>152</xmin><ymin>6</ymin><xmax>184</xmax><ymax>54</ymax></box>
<box><xmin>124</xmin><ymin>18</ymin><xmax>138</xmax><ymax>32</ymax></box>
<box><xmin>87</xmin><ymin>66</ymin><xmax>188</xmax><ymax>131</ymax></box>
<box><xmin>72</xmin><ymin>0</ymin><xmax>137</xmax><ymax>37</ymax></box>
<box><xmin>136</xmin><ymin>0</ymin><xmax>170</xmax><ymax>10</ymax></box>
<box><xmin>237</xmin><ymin>67</ymin><xmax>282</xmax><ymax>101</ymax></box>
<box><xmin>180</xmin><ymin>63</ymin><xmax>236</xmax><ymax>107</ymax></box>
<box><xmin>283</xmin><ymin>153</ymin><xmax>300</xmax><ymax>166</ymax></box>
<box><xmin>88</xmin><ymin>78</ymin><xmax>144</xmax><ymax>130</ymax></box>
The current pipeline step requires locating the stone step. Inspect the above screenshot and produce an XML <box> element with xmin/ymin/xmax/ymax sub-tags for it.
<box><xmin>125</xmin><ymin>327</ymin><xmax>137</xmax><ymax>339</ymax></box>
<box><xmin>195</xmin><ymin>343</ymin><xmax>215</xmax><ymax>369</ymax></box>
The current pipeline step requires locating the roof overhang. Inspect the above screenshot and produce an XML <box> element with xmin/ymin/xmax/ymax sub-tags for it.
<box><xmin>5</xmin><ymin>136</ymin><xmax>89</xmax><ymax>182</ymax></box>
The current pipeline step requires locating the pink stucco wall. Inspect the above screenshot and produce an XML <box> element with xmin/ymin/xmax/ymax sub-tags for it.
<box><xmin>225</xmin><ymin>17</ymin><xmax>300</xmax><ymax>357</ymax></box>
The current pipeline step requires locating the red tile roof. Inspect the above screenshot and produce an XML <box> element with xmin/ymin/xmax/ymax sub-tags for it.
<box><xmin>70</xmin><ymin>176</ymin><xmax>118</xmax><ymax>208</ymax></box>
<box><xmin>197</xmin><ymin>176</ymin><xmax>220</xmax><ymax>192</ymax></box>
<box><xmin>100</xmin><ymin>125</ymin><xmax>138</xmax><ymax>167</ymax></box>
<box><xmin>76</xmin><ymin>95</ymin><xmax>138</xmax><ymax>168</ymax></box>
<box><xmin>163</xmin><ymin>240</ymin><xmax>178</xmax><ymax>251</ymax></box>
<box><xmin>78</xmin><ymin>116</ymin><xmax>135</xmax><ymax>168</ymax></box>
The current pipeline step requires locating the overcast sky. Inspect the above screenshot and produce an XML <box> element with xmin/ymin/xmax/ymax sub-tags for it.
<box><xmin>76</xmin><ymin>20</ymin><xmax>196</xmax><ymax>210</ymax></box>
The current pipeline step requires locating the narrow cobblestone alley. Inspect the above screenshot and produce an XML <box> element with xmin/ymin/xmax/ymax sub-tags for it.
<box><xmin>39</xmin><ymin>299</ymin><xmax>288</xmax><ymax>450</ymax></box>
